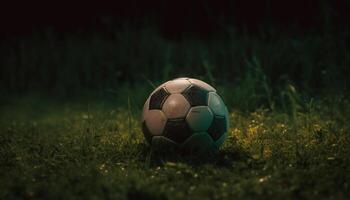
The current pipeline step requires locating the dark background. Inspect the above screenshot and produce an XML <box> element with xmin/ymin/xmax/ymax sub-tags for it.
<box><xmin>1</xmin><ymin>0</ymin><xmax>350</xmax><ymax>102</ymax></box>
<box><xmin>2</xmin><ymin>0</ymin><xmax>350</xmax><ymax>37</ymax></box>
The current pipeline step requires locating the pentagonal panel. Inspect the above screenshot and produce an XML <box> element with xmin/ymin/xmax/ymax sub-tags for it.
<box><xmin>207</xmin><ymin>116</ymin><xmax>227</xmax><ymax>141</ymax></box>
<box><xmin>142</xmin><ymin>121</ymin><xmax>153</xmax><ymax>144</ymax></box>
<box><xmin>180</xmin><ymin>132</ymin><xmax>216</xmax><ymax>154</ymax></box>
<box><xmin>163</xmin><ymin>119</ymin><xmax>193</xmax><ymax>144</ymax></box>
<box><xmin>165</xmin><ymin>79</ymin><xmax>191</xmax><ymax>94</ymax></box>
<box><xmin>162</xmin><ymin>94</ymin><xmax>191</xmax><ymax>119</ymax></box>
<box><xmin>186</xmin><ymin>106</ymin><xmax>214</xmax><ymax>132</ymax></box>
<box><xmin>144</xmin><ymin>110</ymin><xmax>167</xmax><ymax>136</ymax></box>
<box><xmin>150</xmin><ymin>81</ymin><xmax>170</xmax><ymax>95</ymax></box>
<box><xmin>208</xmin><ymin>92</ymin><xmax>226</xmax><ymax>116</ymax></box>
<box><xmin>152</xmin><ymin>136</ymin><xmax>179</xmax><ymax>151</ymax></box>
<box><xmin>182</xmin><ymin>85</ymin><xmax>208</xmax><ymax>107</ymax></box>
<box><xmin>188</xmin><ymin>78</ymin><xmax>216</xmax><ymax>92</ymax></box>
<box><xmin>149</xmin><ymin>87</ymin><xmax>170</xmax><ymax>110</ymax></box>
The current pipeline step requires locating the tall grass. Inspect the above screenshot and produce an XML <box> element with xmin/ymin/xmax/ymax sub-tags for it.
<box><xmin>1</xmin><ymin>27</ymin><xmax>349</xmax><ymax>94</ymax></box>
<box><xmin>1</xmin><ymin>27</ymin><xmax>349</xmax><ymax>116</ymax></box>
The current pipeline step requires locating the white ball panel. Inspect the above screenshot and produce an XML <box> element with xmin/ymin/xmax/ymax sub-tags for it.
<box><xmin>144</xmin><ymin>110</ymin><xmax>167</xmax><ymax>136</ymax></box>
<box><xmin>162</xmin><ymin>94</ymin><xmax>191</xmax><ymax>119</ymax></box>
<box><xmin>208</xmin><ymin>92</ymin><xmax>227</xmax><ymax>116</ymax></box>
<box><xmin>188</xmin><ymin>78</ymin><xmax>216</xmax><ymax>92</ymax></box>
<box><xmin>173</xmin><ymin>77</ymin><xmax>189</xmax><ymax>80</ymax></box>
<box><xmin>165</xmin><ymin>79</ymin><xmax>191</xmax><ymax>94</ymax></box>
<box><xmin>141</xmin><ymin>97</ymin><xmax>150</xmax><ymax>121</ymax></box>
<box><xmin>186</xmin><ymin>106</ymin><xmax>213</xmax><ymax>132</ymax></box>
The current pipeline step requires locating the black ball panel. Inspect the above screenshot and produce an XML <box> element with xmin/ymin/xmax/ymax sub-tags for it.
<box><xmin>182</xmin><ymin>85</ymin><xmax>208</xmax><ymax>107</ymax></box>
<box><xmin>207</xmin><ymin>116</ymin><xmax>227</xmax><ymax>141</ymax></box>
<box><xmin>151</xmin><ymin>136</ymin><xmax>179</xmax><ymax>153</ymax></box>
<box><xmin>149</xmin><ymin>87</ymin><xmax>169</xmax><ymax>110</ymax></box>
<box><xmin>163</xmin><ymin>119</ymin><xmax>193</xmax><ymax>144</ymax></box>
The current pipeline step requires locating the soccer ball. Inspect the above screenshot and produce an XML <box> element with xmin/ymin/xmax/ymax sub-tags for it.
<box><xmin>141</xmin><ymin>78</ymin><xmax>229</xmax><ymax>154</ymax></box>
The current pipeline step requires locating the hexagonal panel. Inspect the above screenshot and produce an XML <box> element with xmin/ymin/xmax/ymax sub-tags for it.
<box><xmin>162</xmin><ymin>94</ymin><xmax>191</xmax><ymax>119</ymax></box>
<box><xmin>149</xmin><ymin>87</ymin><xmax>170</xmax><ymax>110</ymax></box>
<box><xmin>186</xmin><ymin>106</ymin><xmax>214</xmax><ymax>132</ymax></box>
<box><xmin>188</xmin><ymin>78</ymin><xmax>216</xmax><ymax>92</ymax></box>
<box><xmin>180</xmin><ymin>132</ymin><xmax>216</xmax><ymax>154</ymax></box>
<box><xmin>163</xmin><ymin>119</ymin><xmax>193</xmax><ymax>144</ymax></box>
<box><xmin>144</xmin><ymin>110</ymin><xmax>167</xmax><ymax>136</ymax></box>
<box><xmin>207</xmin><ymin>116</ymin><xmax>227</xmax><ymax>141</ymax></box>
<box><xmin>165</xmin><ymin>79</ymin><xmax>191</xmax><ymax>94</ymax></box>
<box><xmin>182</xmin><ymin>85</ymin><xmax>208</xmax><ymax>107</ymax></box>
<box><xmin>208</xmin><ymin>92</ymin><xmax>226</xmax><ymax>116</ymax></box>
<box><xmin>142</xmin><ymin>121</ymin><xmax>153</xmax><ymax>144</ymax></box>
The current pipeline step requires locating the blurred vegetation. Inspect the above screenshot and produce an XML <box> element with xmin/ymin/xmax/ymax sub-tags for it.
<box><xmin>1</xmin><ymin>26</ymin><xmax>349</xmax><ymax>112</ymax></box>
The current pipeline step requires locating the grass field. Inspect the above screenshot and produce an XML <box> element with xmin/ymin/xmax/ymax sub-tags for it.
<box><xmin>1</xmin><ymin>93</ymin><xmax>349</xmax><ymax>200</ymax></box>
<box><xmin>1</xmin><ymin>25</ymin><xmax>350</xmax><ymax>199</ymax></box>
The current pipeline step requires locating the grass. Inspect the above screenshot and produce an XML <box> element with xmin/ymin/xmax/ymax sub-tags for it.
<box><xmin>1</xmin><ymin>25</ymin><xmax>349</xmax><ymax>199</ymax></box>
<box><xmin>1</xmin><ymin>93</ymin><xmax>349</xmax><ymax>200</ymax></box>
